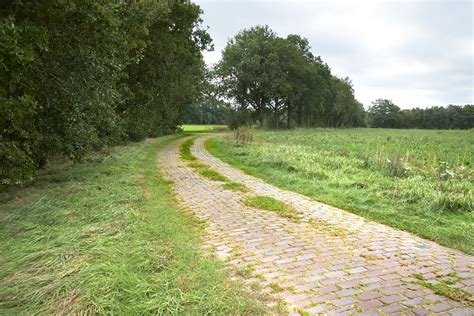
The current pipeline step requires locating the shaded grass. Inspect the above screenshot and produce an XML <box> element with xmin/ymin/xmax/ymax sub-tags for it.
<box><xmin>244</xmin><ymin>196</ymin><xmax>300</xmax><ymax>220</ymax></box>
<box><xmin>0</xmin><ymin>135</ymin><xmax>273</xmax><ymax>314</ymax></box>
<box><xmin>207</xmin><ymin>129</ymin><xmax>473</xmax><ymax>254</ymax></box>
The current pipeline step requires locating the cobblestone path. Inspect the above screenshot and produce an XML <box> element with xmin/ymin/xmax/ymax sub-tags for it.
<box><xmin>158</xmin><ymin>136</ymin><xmax>474</xmax><ymax>315</ymax></box>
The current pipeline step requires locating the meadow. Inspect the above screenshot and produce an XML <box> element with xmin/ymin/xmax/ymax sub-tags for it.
<box><xmin>207</xmin><ymin>128</ymin><xmax>474</xmax><ymax>254</ymax></box>
<box><xmin>0</xmin><ymin>135</ymin><xmax>272</xmax><ymax>314</ymax></box>
<box><xmin>180</xmin><ymin>124</ymin><xmax>228</xmax><ymax>132</ymax></box>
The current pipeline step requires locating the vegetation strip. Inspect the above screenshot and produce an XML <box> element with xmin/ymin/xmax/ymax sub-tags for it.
<box><xmin>179</xmin><ymin>138</ymin><xmax>249</xmax><ymax>192</ymax></box>
<box><xmin>222</xmin><ymin>181</ymin><xmax>249</xmax><ymax>192</ymax></box>
<box><xmin>206</xmin><ymin>129</ymin><xmax>473</xmax><ymax>254</ymax></box>
<box><xmin>0</xmin><ymin>135</ymin><xmax>270</xmax><ymax>314</ymax></box>
<box><xmin>180</xmin><ymin>137</ymin><xmax>197</xmax><ymax>161</ymax></box>
<box><xmin>244</xmin><ymin>196</ymin><xmax>301</xmax><ymax>221</ymax></box>
<box><xmin>410</xmin><ymin>274</ymin><xmax>474</xmax><ymax>306</ymax></box>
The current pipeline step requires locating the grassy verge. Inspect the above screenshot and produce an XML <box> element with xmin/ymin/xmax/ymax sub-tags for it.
<box><xmin>206</xmin><ymin>129</ymin><xmax>473</xmax><ymax>254</ymax></box>
<box><xmin>0</xmin><ymin>135</ymin><xmax>272</xmax><ymax>314</ymax></box>
<box><xmin>244</xmin><ymin>196</ymin><xmax>300</xmax><ymax>221</ymax></box>
<box><xmin>180</xmin><ymin>138</ymin><xmax>249</xmax><ymax>193</ymax></box>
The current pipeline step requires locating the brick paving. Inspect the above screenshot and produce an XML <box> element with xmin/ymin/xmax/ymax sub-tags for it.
<box><xmin>159</xmin><ymin>136</ymin><xmax>474</xmax><ymax>315</ymax></box>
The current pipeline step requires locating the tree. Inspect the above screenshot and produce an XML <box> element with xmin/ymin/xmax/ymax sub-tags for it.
<box><xmin>397</xmin><ymin>104</ymin><xmax>474</xmax><ymax>129</ymax></box>
<box><xmin>123</xmin><ymin>0</ymin><xmax>212</xmax><ymax>140</ymax></box>
<box><xmin>214</xmin><ymin>25</ymin><xmax>281</xmax><ymax>127</ymax></box>
<box><xmin>1</xmin><ymin>0</ymin><xmax>211</xmax><ymax>186</ymax></box>
<box><xmin>368</xmin><ymin>99</ymin><xmax>402</xmax><ymax>128</ymax></box>
<box><xmin>184</xmin><ymin>97</ymin><xmax>229</xmax><ymax>125</ymax></box>
<box><xmin>214</xmin><ymin>25</ymin><xmax>365</xmax><ymax>129</ymax></box>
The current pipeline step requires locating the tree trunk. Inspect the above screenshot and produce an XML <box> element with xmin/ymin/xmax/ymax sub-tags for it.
<box><xmin>287</xmin><ymin>105</ymin><xmax>291</xmax><ymax>129</ymax></box>
<box><xmin>258</xmin><ymin>107</ymin><xmax>264</xmax><ymax>128</ymax></box>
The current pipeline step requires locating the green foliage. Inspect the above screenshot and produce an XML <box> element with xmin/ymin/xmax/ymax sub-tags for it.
<box><xmin>123</xmin><ymin>1</ymin><xmax>212</xmax><ymax>140</ymax></box>
<box><xmin>214</xmin><ymin>25</ymin><xmax>364</xmax><ymax>129</ymax></box>
<box><xmin>368</xmin><ymin>99</ymin><xmax>473</xmax><ymax>129</ymax></box>
<box><xmin>0</xmin><ymin>0</ymin><xmax>211</xmax><ymax>186</ymax></box>
<box><xmin>184</xmin><ymin>96</ymin><xmax>229</xmax><ymax>125</ymax></box>
<box><xmin>368</xmin><ymin>99</ymin><xmax>403</xmax><ymax>128</ymax></box>
<box><xmin>0</xmin><ymin>135</ymin><xmax>274</xmax><ymax>314</ymax></box>
<box><xmin>207</xmin><ymin>129</ymin><xmax>474</xmax><ymax>254</ymax></box>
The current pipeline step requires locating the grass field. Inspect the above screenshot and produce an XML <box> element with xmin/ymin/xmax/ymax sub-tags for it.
<box><xmin>0</xmin><ymin>135</ymin><xmax>273</xmax><ymax>314</ymax></box>
<box><xmin>180</xmin><ymin>124</ymin><xmax>228</xmax><ymax>132</ymax></box>
<box><xmin>207</xmin><ymin>128</ymin><xmax>474</xmax><ymax>254</ymax></box>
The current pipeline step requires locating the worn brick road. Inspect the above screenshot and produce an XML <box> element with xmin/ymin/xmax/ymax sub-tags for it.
<box><xmin>159</xmin><ymin>136</ymin><xmax>474</xmax><ymax>315</ymax></box>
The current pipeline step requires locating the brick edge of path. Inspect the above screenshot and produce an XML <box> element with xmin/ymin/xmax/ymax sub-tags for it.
<box><xmin>159</xmin><ymin>135</ymin><xmax>474</xmax><ymax>316</ymax></box>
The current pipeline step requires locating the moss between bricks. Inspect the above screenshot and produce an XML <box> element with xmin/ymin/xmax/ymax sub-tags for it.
<box><xmin>410</xmin><ymin>273</ymin><xmax>473</xmax><ymax>306</ymax></box>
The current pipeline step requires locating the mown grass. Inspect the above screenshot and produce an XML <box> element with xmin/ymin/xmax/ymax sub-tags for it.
<box><xmin>180</xmin><ymin>125</ymin><xmax>228</xmax><ymax>133</ymax></box>
<box><xmin>207</xmin><ymin>129</ymin><xmax>474</xmax><ymax>254</ymax></box>
<box><xmin>180</xmin><ymin>138</ymin><xmax>249</xmax><ymax>193</ymax></box>
<box><xmin>0</xmin><ymin>135</ymin><xmax>273</xmax><ymax>314</ymax></box>
<box><xmin>244</xmin><ymin>196</ymin><xmax>300</xmax><ymax>221</ymax></box>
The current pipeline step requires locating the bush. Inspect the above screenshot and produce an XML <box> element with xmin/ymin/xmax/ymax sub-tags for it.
<box><xmin>0</xmin><ymin>1</ymin><xmax>211</xmax><ymax>187</ymax></box>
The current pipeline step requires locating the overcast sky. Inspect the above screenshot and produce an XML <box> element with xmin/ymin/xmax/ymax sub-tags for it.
<box><xmin>194</xmin><ymin>0</ymin><xmax>473</xmax><ymax>109</ymax></box>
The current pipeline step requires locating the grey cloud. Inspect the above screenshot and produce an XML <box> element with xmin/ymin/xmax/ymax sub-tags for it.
<box><xmin>196</xmin><ymin>0</ymin><xmax>473</xmax><ymax>108</ymax></box>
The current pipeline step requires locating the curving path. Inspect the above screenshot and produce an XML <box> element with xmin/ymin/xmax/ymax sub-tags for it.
<box><xmin>158</xmin><ymin>135</ymin><xmax>474</xmax><ymax>315</ymax></box>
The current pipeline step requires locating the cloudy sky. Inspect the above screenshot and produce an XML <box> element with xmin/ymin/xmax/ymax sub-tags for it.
<box><xmin>194</xmin><ymin>0</ymin><xmax>473</xmax><ymax>109</ymax></box>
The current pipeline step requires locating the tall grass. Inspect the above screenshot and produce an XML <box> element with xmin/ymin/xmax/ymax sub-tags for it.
<box><xmin>0</xmin><ymin>135</ymin><xmax>273</xmax><ymax>314</ymax></box>
<box><xmin>233</xmin><ymin>126</ymin><xmax>254</xmax><ymax>145</ymax></box>
<box><xmin>207</xmin><ymin>129</ymin><xmax>474</xmax><ymax>254</ymax></box>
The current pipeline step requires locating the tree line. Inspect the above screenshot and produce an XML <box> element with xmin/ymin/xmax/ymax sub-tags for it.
<box><xmin>189</xmin><ymin>25</ymin><xmax>472</xmax><ymax>130</ymax></box>
<box><xmin>213</xmin><ymin>26</ymin><xmax>365</xmax><ymax>129</ymax></box>
<box><xmin>368</xmin><ymin>99</ymin><xmax>473</xmax><ymax>130</ymax></box>
<box><xmin>1</xmin><ymin>0</ymin><xmax>211</xmax><ymax>185</ymax></box>
<box><xmin>188</xmin><ymin>96</ymin><xmax>474</xmax><ymax>130</ymax></box>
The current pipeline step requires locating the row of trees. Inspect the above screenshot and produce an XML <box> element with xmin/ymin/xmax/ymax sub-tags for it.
<box><xmin>1</xmin><ymin>0</ymin><xmax>211</xmax><ymax>185</ymax></box>
<box><xmin>368</xmin><ymin>100</ymin><xmax>474</xmax><ymax>129</ymax></box>
<box><xmin>213</xmin><ymin>26</ymin><xmax>365</xmax><ymax>129</ymax></box>
<box><xmin>187</xmin><ymin>94</ymin><xmax>473</xmax><ymax>130</ymax></box>
<box><xmin>186</xmin><ymin>25</ymin><xmax>471</xmax><ymax>130</ymax></box>
<box><xmin>183</xmin><ymin>96</ymin><xmax>228</xmax><ymax>125</ymax></box>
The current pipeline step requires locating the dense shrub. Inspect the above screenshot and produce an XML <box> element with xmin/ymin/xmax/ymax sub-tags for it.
<box><xmin>0</xmin><ymin>0</ymin><xmax>211</xmax><ymax>186</ymax></box>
